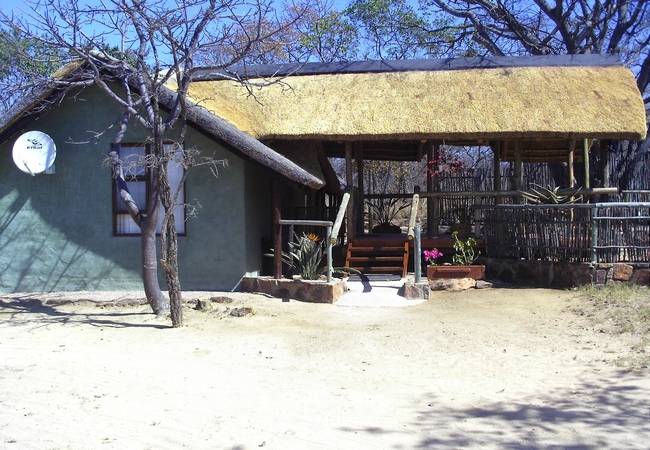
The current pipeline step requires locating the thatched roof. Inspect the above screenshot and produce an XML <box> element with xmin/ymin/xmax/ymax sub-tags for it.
<box><xmin>0</xmin><ymin>61</ymin><xmax>84</xmax><ymax>137</ymax></box>
<box><xmin>0</xmin><ymin>61</ymin><xmax>325</xmax><ymax>189</ymax></box>
<box><xmin>187</xmin><ymin>55</ymin><xmax>646</xmax><ymax>157</ymax></box>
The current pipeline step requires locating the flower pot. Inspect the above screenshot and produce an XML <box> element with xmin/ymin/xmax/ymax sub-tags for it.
<box><xmin>427</xmin><ymin>265</ymin><xmax>485</xmax><ymax>280</ymax></box>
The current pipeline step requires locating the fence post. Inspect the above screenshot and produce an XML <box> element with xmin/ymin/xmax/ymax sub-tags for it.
<box><xmin>327</xmin><ymin>225</ymin><xmax>333</xmax><ymax>283</ymax></box>
<box><xmin>591</xmin><ymin>205</ymin><xmax>598</xmax><ymax>263</ymax></box>
<box><xmin>331</xmin><ymin>192</ymin><xmax>350</xmax><ymax>244</ymax></box>
<box><xmin>407</xmin><ymin>194</ymin><xmax>420</xmax><ymax>240</ymax></box>
<box><xmin>414</xmin><ymin>226</ymin><xmax>422</xmax><ymax>283</ymax></box>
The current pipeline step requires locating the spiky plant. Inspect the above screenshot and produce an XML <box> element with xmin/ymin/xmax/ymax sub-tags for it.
<box><xmin>519</xmin><ymin>184</ymin><xmax>583</xmax><ymax>204</ymax></box>
<box><xmin>266</xmin><ymin>232</ymin><xmax>359</xmax><ymax>280</ymax></box>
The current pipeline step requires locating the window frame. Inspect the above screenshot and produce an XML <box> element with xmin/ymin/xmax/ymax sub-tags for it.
<box><xmin>112</xmin><ymin>143</ymin><xmax>187</xmax><ymax>237</ymax></box>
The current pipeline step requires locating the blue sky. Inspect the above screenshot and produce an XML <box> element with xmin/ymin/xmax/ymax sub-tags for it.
<box><xmin>1</xmin><ymin>0</ymin><xmax>352</xmax><ymax>16</ymax></box>
<box><xmin>0</xmin><ymin>0</ymin><xmax>46</xmax><ymax>16</ymax></box>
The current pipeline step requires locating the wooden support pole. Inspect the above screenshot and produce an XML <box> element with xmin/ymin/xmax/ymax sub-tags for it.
<box><xmin>583</xmin><ymin>139</ymin><xmax>591</xmax><ymax>189</ymax></box>
<box><xmin>356</xmin><ymin>143</ymin><xmax>365</xmax><ymax>235</ymax></box>
<box><xmin>427</xmin><ymin>142</ymin><xmax>439</xmax><ymax>237</ymax></box>
<box><xmin>514</xmin><ymin>139</ymin><xmax>523</xmax><ymax>194</ymax></box>
<box><xmin>600</xmin><ymin>140</ymin><xmax>610</xmax><ymax>189</ymax></box>
<box><xmin>493</xmin><ymin>141</ymin><xmax>502</xmax><ymax>204</ymax></box>
<box><xmin>426</xmin><ymin>142</ymin><xmax>433</xmax><ymax>236</ymax></box>
<box><xmin>272</xmin><ymin>178</ymin><xmax>282</xmax><ymax>279</ymax></box>
<box><xmin>345</xmin><ymin>142</ymin><xmax>354</xmax><ymax>241</ymax></box>
<box><xmin>407</xmin><ymin>194</ymin><xmax>420</xmax><ymax>240</ymax></box>
<box><xmin>568</xmin><ymin>139</ymin><xmax>576</xmax><ymax>188</ymax></box>
<box><xmin>331</xmin><ymin>193</ymin><xmax>350</xmax><ymax>244</ymax></box>
<box><xmin>433</xmin><ymin>143</ymin><xmax>441</xmax><ymax>237</ymax></box>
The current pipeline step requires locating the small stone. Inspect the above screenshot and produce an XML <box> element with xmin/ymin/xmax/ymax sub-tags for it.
<box><xmin>401</xmin><ymin>282</ymin><xmax>430</xmax><ymax>300</ymax></box>
<box><xmin>195</xmin><ymin>298</ymin><xmax>212</xmax><ymax>311</ymax></box>
<box><xmin>230</xmin><ymin>307</ymin><xmax>254</xmax><ymax>317</ymax></box>
<box><xmin>630</xmin><ymin>269</ymin><xmax>650</xmax><ymax>286</ymax></box>
<box><xmin>612</xmin><ymin>264</ymin><xmax>633</xmax><ymax>281</ymax></box>
<box><xmin>211</xmin><ymin>296</ymin><xmax>233</xmax><ymax>304</ymax></box>
<box><xmin>475</xmin><ymin>280</ymin><xmax>493</xmax><ymax>289</ymax></box>
<box><xmin>429</xmin><ymin>278</ymin><xmax>476</xmax><ymax>291</ymax></box>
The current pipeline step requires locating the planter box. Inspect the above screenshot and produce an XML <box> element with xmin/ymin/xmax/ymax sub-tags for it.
<box><xmin>427</xmin><ymin>265</ymin><xmax>485</xmax><ymax>280</ymax></box>
<box><xmin>241</xmin><ymin>276</ymin><xmax>347</xmax><ymax>304</ymax></box>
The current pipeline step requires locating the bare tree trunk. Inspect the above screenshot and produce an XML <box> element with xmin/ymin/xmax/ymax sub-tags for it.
<box><xmin>142</xmin><ymin>173</ymin><xmax>169</xmax><ymax>317</ymax></box>
<box><xmin>109</xmin><ymin>118</ymin><xmax>168</xmax><ymax>317</ymax></box>
<box><xmin>157</xmin><ymin>144</ymin><xmax>183</xmax><ymax>327</ymax></box>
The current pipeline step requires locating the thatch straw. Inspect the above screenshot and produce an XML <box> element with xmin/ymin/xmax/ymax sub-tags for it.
<box><xmin>0</xmin><ymin>60</ymin><xmax>326</xmax><ymax>189</ymax></box>
<box><xmin>187</xmin><ymin>65</ymin><xmax>647</xmax><ymax>142</ymax></box>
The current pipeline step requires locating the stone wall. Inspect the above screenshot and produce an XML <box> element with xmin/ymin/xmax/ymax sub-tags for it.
<box><xmin>483</xmin><ymin>257</ymin><xmax>650</xmax><ymax>288</ymax></box>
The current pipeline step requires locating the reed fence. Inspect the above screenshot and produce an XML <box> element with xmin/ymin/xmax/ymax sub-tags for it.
<box><xmin>477</xmin><ymin>203</ymin><xmax>650</xmax><ymax>263</ymax></box>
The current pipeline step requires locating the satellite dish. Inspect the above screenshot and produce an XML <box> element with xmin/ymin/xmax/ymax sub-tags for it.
<box><xmin>12</xmin><ymin>131</ymin><xmax>57</xmax><ymax>176</ymax></box>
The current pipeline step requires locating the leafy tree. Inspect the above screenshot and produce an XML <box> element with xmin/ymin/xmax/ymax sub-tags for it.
<box><xmin>291</xmin><ymin>0</ymin><xmax>360</xmax><ymax>62</ymax></box>
<box><xmin>0</xmin><ymin>28</ymin><xmax>63</xmax><ymax>112</ymax></box>
<box><xmin>344</xmin><ymin>0</ymin><xmax>449</xmax><ymax>59</ymax></box>
<box><xmin>196</xmin><ymin>0</ymin><xmax>358</xmax><ymax>64</ymax></box>
<box><xmin>421</xmin><ymin>0</ymin><xmax>650</xmax><ymax>190</ymax></box>
<box><xmin>1</xmin><ymin>0</ymin><xmax>312</xmax><ymax>327</ymax></box>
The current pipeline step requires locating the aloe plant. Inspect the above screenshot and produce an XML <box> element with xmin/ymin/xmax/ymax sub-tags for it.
<box><xmin>266</xmin><ymin>232</ymin><xmax>359</xmax><ymax>280</ymax></box>
<box><xmin>519</xmin><ymin>184</ymin><xmax>582</xmax><ymax>204</ymax></box>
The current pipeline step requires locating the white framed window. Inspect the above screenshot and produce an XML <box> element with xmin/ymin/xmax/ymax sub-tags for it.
<box><xmin>113</xmin><ymin>143</ymin><xmax>186</xmax><ymax>236</ymax></box>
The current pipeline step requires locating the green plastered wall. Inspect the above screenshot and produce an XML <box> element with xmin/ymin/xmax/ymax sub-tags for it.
<box><xmin>176</xmin><ymin>124</ymin><xmax>270</xmax><ymax>290</ymax></box>
<box><xmin>0</xmin><ymin>86</ymin><xmax>270</xmax><ymax>292</ymax></box>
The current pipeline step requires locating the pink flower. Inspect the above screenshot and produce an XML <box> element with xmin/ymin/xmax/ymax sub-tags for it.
<box><xmin>423</xmin><ymin>248</ymin><xmax>443</xmax><ymax>266</ymax></box>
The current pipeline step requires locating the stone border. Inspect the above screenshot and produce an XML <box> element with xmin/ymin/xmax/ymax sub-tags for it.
<box><xmin>241</xmin><ymin>277</ymin><xmax>348</xmax><ymax>304</ymax></box>
<box><xmin>483</xmin><ymin>258</ymin><xmax>650</xmax><ymax>288</ymax></box>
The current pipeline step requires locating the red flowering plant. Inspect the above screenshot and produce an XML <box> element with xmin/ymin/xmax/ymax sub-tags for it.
<box><xmin>423</xmin><ymin>248</ymin><xmax>443</xmax><ymax>266</ymax></box>
<box><xmin>425</xmin><ymin>148</ymin><xmax>473</xmax><ymax>178</ymax></box>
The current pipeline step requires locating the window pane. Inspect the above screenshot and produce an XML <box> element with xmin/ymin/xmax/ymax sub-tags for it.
<box><xmin>156</xmin><ymin>204</ymin><xmax>186</xmax><ymax>234</ymax></box>
<box><xmin>127</xmin><ymin>181</ymin><xmax>147</xmax><ymax>207</ymax></box>
<box><xmin>115</xmin><ymin>181</ymin><xmax>147</xmax><ymax>211</ymax></box>
<box><xmin>113</xmin><ymin>144</ymin><xmax>186</xmax><ymax>235</ymax></box>
<box><xmin>122</xmin><ymin>146</ymin><xmax>147</xmax><ymax>178</ymax></box>
<box><xmin>116</xmin><ymin>213</ymin><xmax>140</xmax><ymax>234</ymax></box>
<box><xmin>157</xmin><ymin>144</ymin><xmax>185</xmax><ymax>234</ymax></box>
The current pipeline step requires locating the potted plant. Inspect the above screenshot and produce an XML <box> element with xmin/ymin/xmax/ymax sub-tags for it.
<box><xmin>425</xmin><ymin>231</ymin><xmax>485</xmax><ymax>280</ymax></box>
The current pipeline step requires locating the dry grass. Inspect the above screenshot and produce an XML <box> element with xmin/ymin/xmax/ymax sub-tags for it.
<box><xmin>576</xmin><ymin>283</ymin><xmax>650</xmax><ymax>371</ymax></box>
<box><xmin>186</xmin><ymin>65</ymin><xmax>646</xmax><ymax>142</ymax></box>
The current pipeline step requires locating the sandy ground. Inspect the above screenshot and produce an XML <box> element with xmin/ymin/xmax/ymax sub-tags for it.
<box><xmin>1</xmin><ymin>287</ymin><xmax>649</xmax><ymax>450</ymax></box>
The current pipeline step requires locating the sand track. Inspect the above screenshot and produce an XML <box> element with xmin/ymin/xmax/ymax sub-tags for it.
<box><xmin>1</xmin><ymin>288</ymin><xmax>648</xmax><ymax>449</ymax></box>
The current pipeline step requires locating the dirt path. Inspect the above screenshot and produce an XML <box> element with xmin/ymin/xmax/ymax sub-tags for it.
<box><xmin>1</xmin><ymin>288</ymin><xmax>648</xmax><ymax>449</ymax></box>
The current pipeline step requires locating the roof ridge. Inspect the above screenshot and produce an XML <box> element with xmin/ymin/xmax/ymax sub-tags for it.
<box><xmin>192</xmin><ymin>54</ymin><xmax>622</xmax><ymax>81</ymax></box>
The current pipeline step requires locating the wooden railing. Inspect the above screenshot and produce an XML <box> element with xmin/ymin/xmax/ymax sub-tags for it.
<box><xmin>275</xmin><ymin>193</ymin><xmax>350</xmax><ymax>282</ymax></box>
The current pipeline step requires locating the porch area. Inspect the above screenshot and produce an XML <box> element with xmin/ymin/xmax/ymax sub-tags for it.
<box><xmin>240</xmin><ymin>55</ymin><xmax>648</xmax><ymax>301</ymax></box>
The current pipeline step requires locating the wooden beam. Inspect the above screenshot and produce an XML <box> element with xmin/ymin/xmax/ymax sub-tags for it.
<box><xmin>599</xmin><ymin>139</ymin><xmax>611</xmax><ymax>204</ymax></box>
<box><xmin>583</xmin><ymin>138</ymin><xmax>590</xmax><ymax>189</ymax></box>
<box><xmin>514</xmin><ymin>139</ymin><xmax>523</xmax><ymax>193</ymax></box>
<box><xmin>345</xmin><ymin>142</ymin><xmax>354</xmax><ymax>241</ymax></box>
<box><xmin>568</xmin><ymin>139</ymin><xmax>576</xmax><ymax>188</ymax></box>
<box><xmin>272</xmin><ymin>178</ymin><xmax>282</xmax><ymax>279</ymax></box>
<box><xmin>356</xmin><ymin>142</ymin><xmax>365</xmax><ymax>235</ymax></box>
<box><xmin>432</xmin><ymin>143</ymin><xmax>441</xmax><ymax>237</ymax></box>
<box><xmin>493</xmin><ymin>141</ymin><xmax>501</xmax><ymax>193</ymax></box>
<box><xmin>426</xmin><ymin>142</ymin><xmax>434</xmax><ymax>236</ymax></box>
